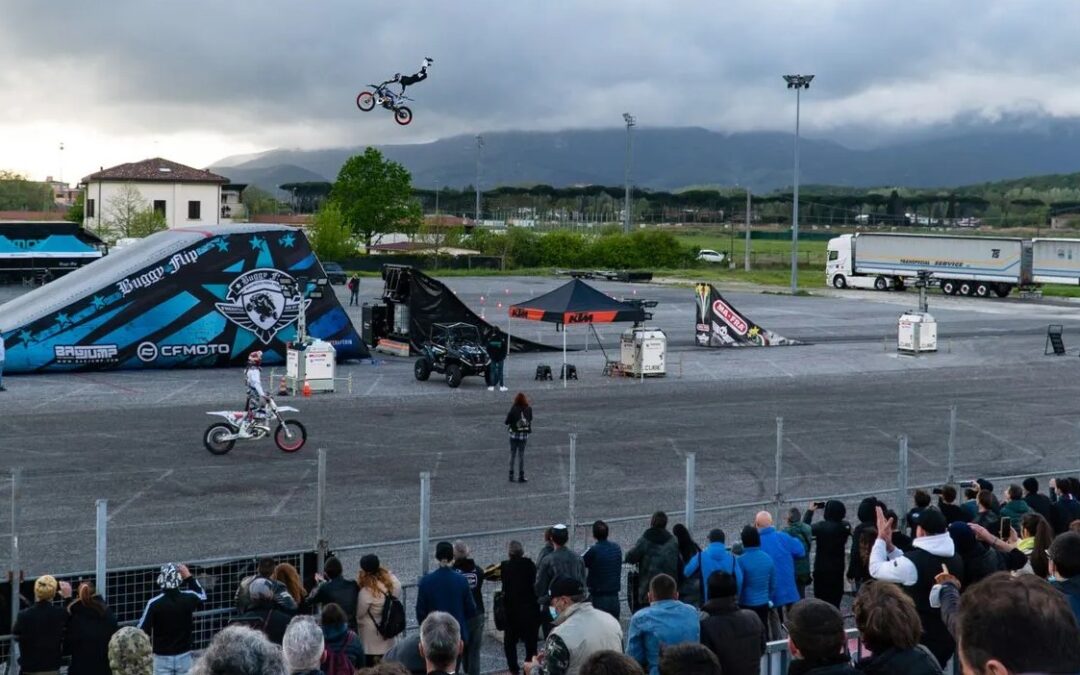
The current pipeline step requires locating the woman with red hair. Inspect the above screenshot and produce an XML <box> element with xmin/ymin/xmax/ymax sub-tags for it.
<box><xmin>505</xmin><ymin>392</ymin><xmax>533</xmax><ymax>483</ymax></box>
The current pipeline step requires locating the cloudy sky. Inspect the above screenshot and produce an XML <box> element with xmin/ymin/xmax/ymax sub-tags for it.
<box><xmin>4</xmin><ymin>0</ymin><xmax>1080</xmax><ymax>183</ymax></box>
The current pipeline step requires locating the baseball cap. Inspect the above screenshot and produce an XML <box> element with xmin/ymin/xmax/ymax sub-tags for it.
<box><xmin>249</xmin><ymin>578</ymin><xmax>274</xmax><ymax>602</ymax></box>
<box><xmin>549</xmin><ymin>575</ymin><xmax>584</xmax><ymax>598</ymax></box>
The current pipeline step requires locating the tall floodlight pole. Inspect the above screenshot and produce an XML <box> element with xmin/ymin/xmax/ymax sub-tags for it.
<box><xmin>623</xmin><ymin>113</ymin><xmax>636</xmax><ymax>233</ymax></box>
<box><xmin>744</xmin><ymin>188</ymin><xmax>751</xmax><ymax>272</ymax></box>
<box><xmin>783</xmin><ymin>74</ymin><xmax>813</xmax><ymax>294</ymax></box>
<box><xmin>475</xmin><ymin>135</ymin><xmax>484</xmax><ymax>226</ymax></box>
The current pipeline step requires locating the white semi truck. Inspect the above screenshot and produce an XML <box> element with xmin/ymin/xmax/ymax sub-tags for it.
<box><xmin>825</xmin><ymin>232</ymin><xmax>1080</xmax><ymax>298</ymax></box>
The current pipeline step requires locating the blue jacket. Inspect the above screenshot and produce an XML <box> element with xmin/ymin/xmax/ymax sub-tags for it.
<box><xmin>735</xmin><ymin>548</ymin><xmax>775</xmax><ymax>608</ymax></box>
<box><xmin>583</xmin><ymin>540</ymin><xmax>623</xmax><ymax>596</ymax></box>
<box><xmin>1056</xmin><ymin>576</ymin><xmax>1080</xmax><ymax>625</ymax></box>
<box><xmin>416</xmin><ymin>566</ymin><xmax>477</xmax><ymax>642</ymax></box>
<box><xmin>683</xmin><ymin>542</ymin><xmax>742</xmax><ymax>602</ymax></box>
<box><xmin>757</xmin><ymin>526</ymin><xmax>805</xmax><ymax>607</ymax></box>
<box><xmin>626</xmin><ymin>599</ymin><xmax>701</xmax><ymax>675</ymax></box>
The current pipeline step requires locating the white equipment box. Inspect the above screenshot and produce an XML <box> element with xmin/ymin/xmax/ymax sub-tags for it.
<box><xmin>286</xmin><ymin>339</ymin><xmax>337</xmax><ymax>393</ymax></box>
<box><xmin>897</xmin><ymin>311</ymin><xmax>937</xmax><ymax>353</ymax></box>
<box><xmin>620</xmin><ymin>327</ymin><xmax>667</xmax><ymax>376</ymax></box>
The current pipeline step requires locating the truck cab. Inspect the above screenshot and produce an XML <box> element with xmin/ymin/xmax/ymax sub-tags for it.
<box><xmin>825</xmin><ymin>235</ymin><xmax>853</xmax><ymax>288</ymax></box>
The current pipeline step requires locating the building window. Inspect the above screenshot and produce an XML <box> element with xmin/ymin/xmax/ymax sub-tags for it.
<box><xmin>87</xmin><ymin>198</ymin><xmax>95</xmax><ymax>218</ymax></box>
<box><xmin>153</xmin><ymin>200</ymin><xmax>166</xmax><ymax>216</ymax></box>
<box><xmin>188</xmin><ymin>200</ymin><xmax>201</xmax><ymax>220</ymax></box>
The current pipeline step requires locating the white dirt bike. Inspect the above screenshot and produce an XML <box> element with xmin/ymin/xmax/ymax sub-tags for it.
<box><xmin>203</xmin><ymin>397</ymin><xmax>307</xmax><ymax>455</ymax></box>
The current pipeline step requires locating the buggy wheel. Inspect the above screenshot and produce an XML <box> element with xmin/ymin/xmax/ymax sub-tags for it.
<box><xmin>356</xmin><ymin>91</ymin><xmax>375</xmax><ymax>111</ymax></box>
<box><xmin>395</xmin><ymin>106</ymin><xmax>413</xmax><ymax>126</ymax></box>
<box><xmin>414</xmin><ymin>358</ymin><xmax>432</xmax><ymax>381</ymax></box>
<box><xmin>445</xmin><ymin>363</ymin><xmax>463</xmax><ymax>388</ymax></box>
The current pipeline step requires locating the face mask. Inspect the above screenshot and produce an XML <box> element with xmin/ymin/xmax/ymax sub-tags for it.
<box><xmin>549</xmin><ymin>606</ymin><xmax>559</xmax><ymax>620</ymax></box>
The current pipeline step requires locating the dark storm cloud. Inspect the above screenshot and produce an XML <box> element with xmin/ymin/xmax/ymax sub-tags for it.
<box><xmin>5</xmin><ymin>0</ymin><xmax>1080</xmax><ymax>150</ymax></box>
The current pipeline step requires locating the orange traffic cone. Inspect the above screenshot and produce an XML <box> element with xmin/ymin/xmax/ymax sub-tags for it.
<box><xmin>302</xmin><ymin>380</ymin><xmax>312</xmax><ymax>397</ymax></box>
<box><xmin>278</xmin><ymin>376</ymin><xmax>288</xmax><ymax>396</ymax></box>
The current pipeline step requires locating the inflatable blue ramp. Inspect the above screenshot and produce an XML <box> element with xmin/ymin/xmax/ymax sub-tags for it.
<box><xmin>0</xmin><ymin>224</ymin><xmax>367</xmax><ymax>373</ymax></box>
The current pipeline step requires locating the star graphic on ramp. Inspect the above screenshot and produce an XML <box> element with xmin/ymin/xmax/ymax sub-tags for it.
<box><xmin>748</xmin><ymin>326</ymin><xmax>761</xmax><ymax>338</ymax></box>
<box><xmin>55</xmin><ymin>313</ymin><xmax>71</xmax><ymax>328</ymax></box>
<box><xmin>278</xmin><ymin>233</ymin><xmax>296</xmax><ymax>248</ymax></box>
<box><xmin>18</xmin><ymin>329</ymin><xmax>33</xmax><ymax>344</ymax></box>
<box><xmin>249</xmin><ymin>235</ymin><xmax>265</xmax><ymax>250</ymax></box>
<box><xmin>91</xmin><ymin>295</ymin><xmax>106</xmax><ymax>310</ymax></box>
<box><xmin>214</xmin><ymin>238</ymin><xmax>230</xmax><ymax>252</ymax></box>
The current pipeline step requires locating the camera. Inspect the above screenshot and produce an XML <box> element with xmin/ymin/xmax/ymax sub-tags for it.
<box><xmin>932</xmin><ymin>487</ymin><xmax>944</xmax><ymax>495</ymax></box>
<box><xmin>813</xmin><ymin>501</ymin><xmax>826</xmax><ymax>509</ymax></box>
<box><xmin>959</xmin><ymin>481</ymin><xmax>977</xmax><ymax>489</ymax></box>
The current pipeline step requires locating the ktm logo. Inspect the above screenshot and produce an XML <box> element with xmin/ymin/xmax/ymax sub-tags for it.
<box><xmin>567</xmin><ymin>312</ymin><xmax>593</xmax><ymax>324</ymax></box>
<box><xmin>510</xmin><ymin>307</ymin><xmax>528</xmax><ymax>318</ymax></box>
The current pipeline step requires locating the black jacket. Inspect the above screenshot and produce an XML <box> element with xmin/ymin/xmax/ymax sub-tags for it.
<box><xmin>848</xmin><ymin>498</ymin><xmax>879</xmax><ymax>581</ymax></box>
<box><xmin>486</xmin><ymin>335</ymin><xmax>507</xmax><ymax>362</ymax></box>
<box><xmin>958</xmin><ymin>545</ymin><xmax>1027</xmax><ymax>587</ymax></box>
<box><xmin>494</xmin><ymin>556</ymin><xmax>540</xmax><ymax>632</ymax></box>
<box><xmin>1024</xmin><ymin>491</ymin><xmax>1054</xmax><ymax>522</ymax></box>
<box><xmin>308</xmin><ymin>576</ymin><xmax>360</xmax><ymax>630</ymax></box>
<box><xmin>65</xmin><ymin>599</ymin><xmax>118</xmax><ymax>675</ymax></box>
<box><xmin>228</xmin><ymin>601</ymin><xmax>293</xmax><ymax>644</ymax></box>
<box><xmin>1051</xmin><ymin>492</ymin><xmax>1080</xmax><ymax>535</ymax></box>
<box><xmin>788</xmin><ymin>655</ymin><xmax>859</xmax><ymax>675</ymax></box>
<box><xmin>13</xmin><ymin>601</ymin><xmax>68</xmax><ymax>672</ymax></box>
<box><xmin>137</xmin><ymin>577</ymin><xmax>206</xmax><ymax>655</ymax></box>
<box><xmin>937</xmin><ymin>501</ymin><xmax>970</xmax><ymax>525</ymax></box>
<box><xmin>699</xmin><ymin>596</ymin><xmax>765</xmax><ymax>675</ymax></box>
<box><xmin>625</xmin><ymin>527</ymin><xmax>680</xmax><ymax>605</ymax></box>
<box><xmin>453</xmin><ymin>558</ymin><xmax>486</xmax><ymax>614</ymax></box>
<box><xmin>855</xmin><ymin>646</ymin><xmax>942</xmax><ymax>675</ymax></box>
<box><xmin>805</xmin><ymin>501</ymin><xmax>851</xmax><ymax>575</ymax></box>
<box><xmin>505</xmin><ymin>405</ymin><xmax>533</xmax><ymax>433</ymax></box>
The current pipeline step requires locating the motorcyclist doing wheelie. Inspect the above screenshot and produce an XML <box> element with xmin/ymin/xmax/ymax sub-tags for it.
<box><xmin>238</xmin><ymin>351</ymin><xmax>270</xmax><ymax>439</ymax></box>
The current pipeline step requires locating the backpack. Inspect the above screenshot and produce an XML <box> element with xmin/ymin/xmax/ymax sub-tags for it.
<box><xmin>347</xmin><ymin>278</ymin><xmax>357</xmax><ymax>291</ymax></box>
<box><xmin>322</xmin><ymin>632</ymin><xmax>358</xmax><ymax>675</ymax></box>
<box><xmin>369</xmin><ymin>591</ymin><xmax>406</xmax><ymax>640</ymax></box>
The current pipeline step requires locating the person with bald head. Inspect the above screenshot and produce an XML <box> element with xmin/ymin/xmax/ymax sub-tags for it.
<box><xmin>754</xmin><ymin>511</ymin><xmax>805</xmax><ymax>620</ymax></box>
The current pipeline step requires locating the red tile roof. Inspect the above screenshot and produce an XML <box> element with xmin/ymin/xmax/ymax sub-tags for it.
<box><xmin>82</xmin><ymin>158</ymin><xmax>229</xmax><ymax>184</ymax></box>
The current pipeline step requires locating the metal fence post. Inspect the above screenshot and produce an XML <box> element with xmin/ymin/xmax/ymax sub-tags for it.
<box><xmin>774</xmin><ymin>417</ymin><xmax>784</xmax><ymax>517</ymax></box>
<box><xmin>568</xmin><ymin>434</ymin><xmax>577</xmax><ymax>549</ymax></box>
<box><xmin>419</xmin><ymin>471</ymin><xmax>431</xmax><ymax>579</ymax></box>
<box><xmin>685</xmin><ymin>452</ymin><xmax>697</xmax><ymax>533</ymax></box>
<box><xmin>10</xmin><ymin>470</ymin><xmax>20</xmax><ymax>675</ymax></box>
<box><xmin>947</xmin><ymin>405</ymin><xmax>957</xmax><ymax>485</ymax></box>
<box><xmin>898</xmin><ymin>435</ymin><xmax>909</xmax><ymax>515</ymax></box>
<box><xmin>95</xmin><ymin>499</ymin><xmax>107</xmax><ymax>601</ymax></box>
<box><xmin>315</xmin><ymin>450</ymin><xmax>328</xmax><ymax>571</ymax></box>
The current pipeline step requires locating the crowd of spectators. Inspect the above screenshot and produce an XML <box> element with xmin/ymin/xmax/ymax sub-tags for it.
<box><xmin>12</xmin><ymin>475</ymin><xmax>1080</xmax><ymax>675</ymax></box>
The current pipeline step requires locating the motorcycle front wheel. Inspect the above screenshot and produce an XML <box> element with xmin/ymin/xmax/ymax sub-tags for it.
<box><xmin>356</xmin><ymin>91</ymin><xmax>375</xmax><ymax>111</ymax></box>
<box><xmin>394</xmin><ymin>106</ymin><xmax>413</xmax><ymax>126</ymax></box>
<box><xmin>204</xmin><ymin>423</ymin><xmax>236</xmax><ymax>455</ymax></box>
<box><xmin>275</xmin><ymin>420</ymin><xmax>307</xmax><ymax>453</ymax></box>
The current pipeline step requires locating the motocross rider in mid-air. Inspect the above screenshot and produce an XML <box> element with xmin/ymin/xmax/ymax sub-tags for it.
<box><xmin>378</xmin><ymin>57</ymin><xmax>433</xmax><ymax>106</ymax></box>
<box><xmin>238</xmin><ymin>351</ymin><xmax>270</xmax><ymax>438</ymax></box>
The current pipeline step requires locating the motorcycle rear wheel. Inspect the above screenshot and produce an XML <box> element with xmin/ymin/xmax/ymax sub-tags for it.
<box><xmin>275</xmin><ymin>420</ymin><xmax>307</xmax><ymax>453</ymax></box>
<box><xmin>204</xmin><ymin>423</ymin><xmax>236</xmax><ymax>455</ymax></box>
<box><xmin>357</xmin><ymin>91</ymin><xmax>375</xmax><ymax>111</ymax></box>
<box><xmin>395</xmin><ymin>106</ymin><xmax>413</xmax><ymax>126</ymax></box>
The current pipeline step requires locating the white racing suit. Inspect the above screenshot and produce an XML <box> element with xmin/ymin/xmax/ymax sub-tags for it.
<box><xmin>240</xmin><ymin>366</ymin><xmax>269</xmax><ymax>437</ymax></box>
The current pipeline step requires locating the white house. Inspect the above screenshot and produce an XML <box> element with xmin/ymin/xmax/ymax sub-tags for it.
<box><xmin>81</xmin><ymin>158</ymin><xmax>229</xmax><ymax>231</ymax></box>
<box><xmin>220</xmin><ymin>183</ymin><xmax>248</xmax><ymax>222</ymax></box>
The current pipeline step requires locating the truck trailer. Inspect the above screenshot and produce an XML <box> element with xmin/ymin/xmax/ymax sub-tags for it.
<box><xmin>826</xmin><ymin>232</ymin><xmax>1031</xmax><ymax>298</ymax></box>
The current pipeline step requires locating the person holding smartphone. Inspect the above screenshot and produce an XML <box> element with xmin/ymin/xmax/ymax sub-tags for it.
<box><xmin>946</xmin><ymin>521</ymin><xmax>1027</xmax><ymax>588</ymax></box>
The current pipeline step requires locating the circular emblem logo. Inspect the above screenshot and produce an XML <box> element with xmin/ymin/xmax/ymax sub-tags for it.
<box><xmin>136</xmin><ymin>341</ymin><xmax>159</xmax><ymax>362</ymax></box>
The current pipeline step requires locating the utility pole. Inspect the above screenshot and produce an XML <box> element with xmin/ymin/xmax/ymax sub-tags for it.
<box><xmin>623</xmin><ymin>113</ymin><xmax>636</xmax><ymax>233</ymax></box>
<box><xmin>434</xmin><ymin>179</ymin><xmax>440</xmax><ymax>225</ymax></box>
<box><xmin>475</xmin><ymin>135</ymin><xmax>484</xmax><ymax>227</ymax></box>
<box><xmin>744</xmin><ymin>188</ymin><xmax>752</xmax><ymax>272</ymax></box>
<box><xmin>783</xmin><ymin>74</ymin><xmax>814</xmax><ymax>294</ymax></box>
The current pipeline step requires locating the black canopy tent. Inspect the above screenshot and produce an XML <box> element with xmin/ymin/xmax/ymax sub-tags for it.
<box><xmin>509</xmin><ymin>278</ymin><xmax>648</xmax><ymax>384</ymax></box>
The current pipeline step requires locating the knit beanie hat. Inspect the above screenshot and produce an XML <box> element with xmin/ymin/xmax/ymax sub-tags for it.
<box><xmin>360</xmin><ymin>554</ymin><xmax>380</xmax><ymax>574</ymax></box>
<box><xmin>34</xmin><ymin>575</ymin><xmax>58</xmax><ymax>602</ymax></box>
<box><xmin>109</xmin><ymin>627</ymin><xmax>153</xmax><ymax>675</ymax></box>
<box><xmin>283</xmin><ymin>615</ymin><xmax>324</xmax><ymax>671</ymax></box>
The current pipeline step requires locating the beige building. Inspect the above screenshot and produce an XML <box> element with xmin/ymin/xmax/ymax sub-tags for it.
<box><xmin>82</xmin><ymin>158</ymin><xmax>229</xmax><ymax>231</ymax></box>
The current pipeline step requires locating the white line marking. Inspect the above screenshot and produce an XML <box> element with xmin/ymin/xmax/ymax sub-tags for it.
<box><xmin>364</xmin><ymin>375</ymin><xmax>383</xmax><ymax>396</ymax></box>
<box><xmin>271</xmin><ymin>466</ymin><xmax>314</xmax><ymax>516</ymax></box>
<box><xmin>31</xmin><ymin>383</ymin><xmax>95</xmax><ymax>410</ymax></box>
<box><xmin>431</xmin><ymin>451</ymin><xmax>444</xmax><ymax>478</ymax></box>
<box><xmin>154</xmin><ymin>381</ymin><xmax>198</xmax><ymax>404</ymax></box>
<box><xmin>871</xmin><ymin>428</ymin><xmax>940</xmax><ymax>467</ymax></box>
<box><xmin>960</xmin><ymin>420</ymin><xmax>1040</xmax><ymax>458</ymax></box>
<box><xmin>108</xmin><ymin>469</ymin><xmax>174</xmax><ymax>521</ymax></box>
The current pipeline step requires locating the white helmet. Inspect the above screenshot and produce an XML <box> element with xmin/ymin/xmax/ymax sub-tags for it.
<box><xmin>247</xmin><ymin>350</ymin><xmax>263</xmax><ymax>366</ymax></box>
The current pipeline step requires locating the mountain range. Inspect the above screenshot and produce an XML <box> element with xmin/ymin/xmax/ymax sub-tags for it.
<box><xmin>210</xmin><ymin>118</ymin><xmax>1080</xmax><ymax>197</ymax></box>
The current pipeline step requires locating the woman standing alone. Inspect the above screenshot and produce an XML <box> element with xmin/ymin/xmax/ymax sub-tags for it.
<box><xmin>505</xmin><ymin>392</ymin><xmax>533</xmax><ymax>483</ymax></box>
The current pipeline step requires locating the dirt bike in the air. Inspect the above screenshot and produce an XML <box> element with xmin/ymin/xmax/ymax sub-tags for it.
<box><xmin>356</xmin><ymin>82</ymin><xmax>414</xmax><ymax>126</ymax></box>
<box><xmin>203</xmin><ymin>397</ymin><xmax>307</xmax><ymax>455</ymax></box>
